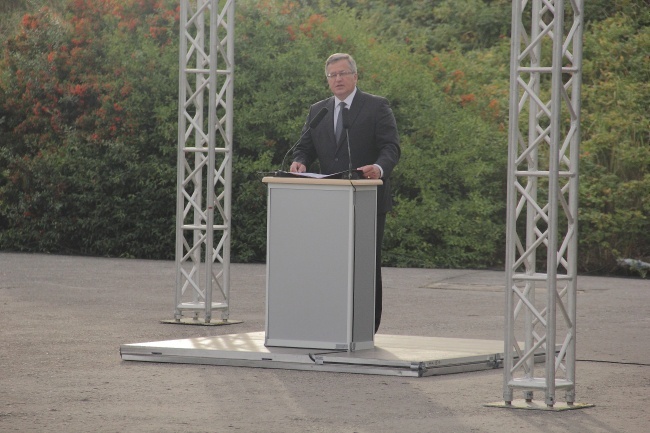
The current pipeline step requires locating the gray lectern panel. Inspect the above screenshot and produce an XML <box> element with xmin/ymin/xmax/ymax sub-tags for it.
<box><xmin>352</xmin><ymin>190</ymin><xmax>376</xmax><ymax>343</ymax></box>
<box><xmin>267</xmin><ymin>188</ymin><xmax>351</xmax><ymax>346</ymax></box>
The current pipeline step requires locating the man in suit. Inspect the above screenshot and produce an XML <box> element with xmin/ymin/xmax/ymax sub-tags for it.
<box><xmin>290</xmin><ymin>53</ymin><xmax>400</xmax><ymax>333</ymax></box>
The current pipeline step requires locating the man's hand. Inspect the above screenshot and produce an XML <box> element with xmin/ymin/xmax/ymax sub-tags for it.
<box><xmin>358</xmin><ymin>164</ymin><xmax>380</xmax><ymax>179</ymax></box>
<box><xmin>290</xmin><ymin>162</ymin><xmax>306</xmax><ymax>173</ymax></box>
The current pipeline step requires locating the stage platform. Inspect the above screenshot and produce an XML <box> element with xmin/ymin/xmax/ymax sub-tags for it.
<box><xmin>120</xmin><ymin>331</ymin><xmax>530</xmax><ymax>377</ymax></box>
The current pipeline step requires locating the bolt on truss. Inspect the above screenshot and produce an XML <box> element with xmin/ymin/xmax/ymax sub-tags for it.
<box><xmin>173</xmin><ymin>0</ymin><xmax>235</xmax><ymax>323</ymax></box>
<box><xmin>503</xmin><ymin>0</ymin><xmax>584</xmax><ymax>407</ymax></box>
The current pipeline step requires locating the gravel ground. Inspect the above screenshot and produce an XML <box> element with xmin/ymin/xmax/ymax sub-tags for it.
<box><xmin>1</xmin><ymin>252</ymin><xmax>648</xmax><ymax>433</ymax></box>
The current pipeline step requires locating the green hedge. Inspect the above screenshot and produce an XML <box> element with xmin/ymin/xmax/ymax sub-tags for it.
<box><xmin>0</xmin><ymin>0</ymin><xmax>647</xmax><ymax>276</ymax></box>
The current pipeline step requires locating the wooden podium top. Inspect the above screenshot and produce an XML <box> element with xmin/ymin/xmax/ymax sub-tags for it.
<box><xmin>262</xmin><ymin>176</ymin><xmax>382</xmax><ymax>186</ymax></box>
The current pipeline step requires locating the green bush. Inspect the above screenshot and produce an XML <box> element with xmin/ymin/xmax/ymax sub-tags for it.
<box><xmin>0</xmin><ymin>0</ymin><xmax>647</xmax><ymax>275</ymax></box>
<box><xmin>0</xmin><ymin>0</ymin><xmax>179</xmax><ymax>257</ymax></box>
<box><xmin>578</xmin><ymin>10</ymin><xmax>650</xmax><ymax>274</ymax></box>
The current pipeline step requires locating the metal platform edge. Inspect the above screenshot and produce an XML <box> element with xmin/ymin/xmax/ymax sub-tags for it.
<box><xmin>118</xmin><ymin>333</ymin><xmax>541</xmax><ymax>377</ymax></box>
<box><xmin>119</xmin><ymin>349</ymin><xmax>507</xmax><ymax>377</ymax></box>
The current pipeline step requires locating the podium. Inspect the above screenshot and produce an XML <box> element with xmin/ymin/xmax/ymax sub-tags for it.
<box><xmin>262</xmin><ymin>177</ymin><xmax>381</xmax><ymax>351</ymax></box>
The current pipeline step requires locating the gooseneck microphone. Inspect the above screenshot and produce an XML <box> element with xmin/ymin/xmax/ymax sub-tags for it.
<box><xmin>278</xmin><ymin>107</ymin><xmax>329</xmax><ymax>174</ymax></box>
<box><xmin>308</xmin><ymin>106</ymin><xmax>329</xmax><ymax>129</ymax></box>
<box><xmin>341</xmin><ymin>107</ymin><xmax>358</xmax><ymax>180</ymax></box>
<box><xmin>341</xmin><ymin>105</ymin><xmax>350</xmax><ymax>130</ymax></box>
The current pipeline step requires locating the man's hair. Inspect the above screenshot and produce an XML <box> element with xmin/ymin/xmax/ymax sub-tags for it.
<box><xmin>325</xmin><ymin>53</ymin><xmax>357</xmax><ymax>75</ymax></box>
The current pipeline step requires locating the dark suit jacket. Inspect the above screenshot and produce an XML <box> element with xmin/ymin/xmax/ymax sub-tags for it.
<box><xmin>293</xmin><ymin>89</ymin><xmax>400</xmax><ymax>213</ymax></box>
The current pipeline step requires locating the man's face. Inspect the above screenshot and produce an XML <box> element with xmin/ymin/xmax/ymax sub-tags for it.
<box><xmin>326</xmin><ymin>59</ymin><xmax>358</xmax><ymax>100</ymax></box>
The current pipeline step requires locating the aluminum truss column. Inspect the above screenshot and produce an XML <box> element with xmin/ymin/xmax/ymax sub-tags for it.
<box><xmin>174</xmin><ymin>0</ymin><xmax>235</xmax><ymax>323</ymax></box>
<box><xmin>503</xmin><ymin>0</ymin><xmax>584</xmax><ymax>407</ymax></box>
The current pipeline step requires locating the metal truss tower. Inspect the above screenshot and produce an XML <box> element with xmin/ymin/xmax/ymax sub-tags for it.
<box><xmin>173</xmin><ymin>0</ymin><xmax>235</xmax><ymax>323</ymax></box>
<box><xmin>503</xmin><ymin>0</ymin><xmax>584</xmax><ymax>407</ymax></box>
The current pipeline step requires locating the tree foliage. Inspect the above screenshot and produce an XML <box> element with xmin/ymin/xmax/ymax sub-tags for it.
<box><xmin>230</xmin><ymin>2</ymin><xmax>507</xmax><ymax>266</ymax></box>
<box><xmin>578</xmin><ymin>7</ymin><xmax>650</xmax><ymax>273</ymax></box>
<box><xmin>0</xmin><ymin>0</ymin><xmax>647</xmax><ymax>275</ymax></box>
<box><xmin>0</xmin><ymin>0</ymin><xmax>179</xmax><ymax>257</ymax></box>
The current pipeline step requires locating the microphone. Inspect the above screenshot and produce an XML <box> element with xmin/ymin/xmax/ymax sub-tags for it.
<box><xmin>309</xmin><ymin>106</ymin><xmax>329</xmax><ymax>129</ymax></box>
<box><xmin>341</xmin><ymin>107</ymin><xmax>358</xmax><ymax>180</ymax></box>
<box><xmin>341</xmin><ymin>105</ymin><xmax>350</xmax><ymax>129</ymax></box>
<box><xmin>278</xmin><ymin>107</ymin><xmax>329</xmax><ymax>174</ymax></box>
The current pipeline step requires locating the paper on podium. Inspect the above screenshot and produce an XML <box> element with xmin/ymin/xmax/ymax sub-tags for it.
<box><xmin>275</xmin><ymin>169</ymin><xmax>362</xmax><ymax>179</ymax></box>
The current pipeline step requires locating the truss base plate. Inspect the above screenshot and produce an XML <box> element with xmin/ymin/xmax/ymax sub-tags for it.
<box><xmin>160</xmin><ymin>319</ymin><xmax>243</xmax><ymax>326</ymax></box>
<box><xmin>121</xmin><ymin>331</ymin><xmax>514</xmax><ymax>377</ymax></box>
<box><xmin>485</xmin><ymin>400</ymin><xmax>595</xmax><ymax>411</ymax></box>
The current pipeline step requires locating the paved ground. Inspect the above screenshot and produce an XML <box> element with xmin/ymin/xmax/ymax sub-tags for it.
<box><xmin>0</xmin><ymin>252</ymin><xmax>648</xmax><ymax>432</ymax></box>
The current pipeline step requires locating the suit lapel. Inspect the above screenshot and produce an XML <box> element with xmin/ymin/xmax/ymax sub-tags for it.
<box><xmin>348</xmin><ymin>90</ymin><xmax>365</xmax><ymax>127</ymax></box>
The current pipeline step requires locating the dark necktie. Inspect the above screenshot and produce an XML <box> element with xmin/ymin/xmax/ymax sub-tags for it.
<box><xmin>335</xmin><ymin>101</ymin><xmax>346</xmax><ymax>142</ymax></box>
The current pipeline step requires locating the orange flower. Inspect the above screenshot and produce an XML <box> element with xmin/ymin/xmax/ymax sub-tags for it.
<box><xmin>460</xmin><ymin>94</ymin><xmax>476</xmax><ymax>106</ymax></box>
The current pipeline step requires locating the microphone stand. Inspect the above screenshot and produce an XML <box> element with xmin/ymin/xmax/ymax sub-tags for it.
<box><xmin>278</xmin><ymin>107</ymin><xmax>329</xmax><ymax>175</ymax></box>
<box><xmin>279</xmin><ymin>130</ymin><xmax>308</xmax><ymax>175</ymax></box>
<box><xmin>345</xmin><ymin>129</ymin><xmax>355</xmax><ymax>180</ymax></box>
<box><xmin>341</xmin><ymin>108</ymin><xmax>358</xmax><ymax>180</ymax></box>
